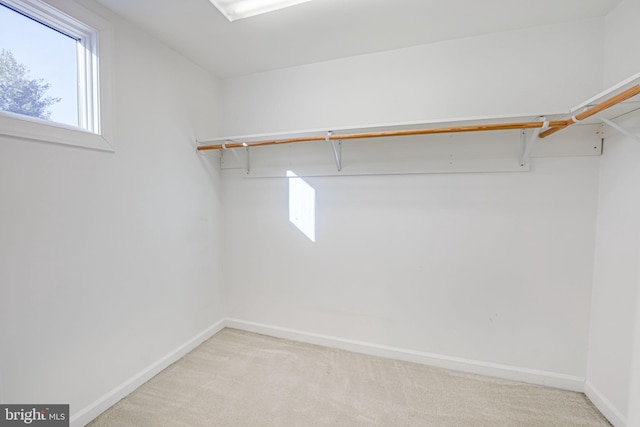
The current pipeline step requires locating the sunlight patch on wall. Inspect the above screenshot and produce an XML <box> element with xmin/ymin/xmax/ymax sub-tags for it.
<box><xmin>287</xmin><ymin>170</ymin><xmax>316</xmax><ymax>242</ymax></box>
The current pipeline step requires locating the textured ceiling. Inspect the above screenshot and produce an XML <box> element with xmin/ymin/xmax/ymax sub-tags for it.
<box><xmin>93</xmin><ymin>0</ymin><xmax>622</xmax><ymax>78</ymax></box>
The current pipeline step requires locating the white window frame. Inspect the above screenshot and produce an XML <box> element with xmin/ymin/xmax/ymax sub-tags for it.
<box><xmin>0</xmin><ymin>0</ymin><xmax>115</xmax><ymax>151</ymax></box>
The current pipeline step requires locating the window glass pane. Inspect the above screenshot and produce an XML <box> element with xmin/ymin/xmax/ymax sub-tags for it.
<box><xmin>0</xmin><ymin>3</ymin><xmax>78</xmax><ymax>127</ymax></box>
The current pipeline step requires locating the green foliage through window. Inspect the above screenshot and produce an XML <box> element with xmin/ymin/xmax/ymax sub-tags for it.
<box><xmin>0</xmin><ymin>48</ymin><xmax>60</xmax><ymax>120</ymax></box>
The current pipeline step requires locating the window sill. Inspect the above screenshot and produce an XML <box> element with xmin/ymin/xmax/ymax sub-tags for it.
<box><xmin>0</xmin><ymin>110</ymin><xmax>114</xmax><ymax>151</ymax></box>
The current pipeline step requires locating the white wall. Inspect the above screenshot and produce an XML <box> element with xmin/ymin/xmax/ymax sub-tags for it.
<box><xmin>223</xmin><ymin>157</ymin><xmax>599</xmax><ymax>380</ymax></box>
<box><xmin>630</xmin><ymin>256</ymin><xmax>640</xmax><ymax>427</ymax></box>
<box><xmin>587</xmin><ymin>1</ymin><xmax>640</xmax><ymax>425</ymax></box>
<box><xmin>587</xmin><ymin>125</ymin><xmax>640</xmax><ymax>425</ymax></box>
<box><xmin>220</xmin><ymin>19</ymin><xmax>605</xmax><ymax>386</ymax></box>
<box><xmin>602</xmin><ymin>0</ymin><xmax>640</xmax><ymax>86</ymax></box>
<box><xmin>0</xmin><ymin>0</ymin><xmax>223</xmax><ymax>423</ymax></box>
<box><xmin>221</xmin><ymin>19</ymin><xmax>603</xmax><ymax>136</ymax></box>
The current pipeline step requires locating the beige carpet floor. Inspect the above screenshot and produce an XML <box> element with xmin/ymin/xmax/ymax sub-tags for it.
<box><xmin>89</xmin><ymin>328</ymin><xmax>611</xmax><ymax>426</ymax></box>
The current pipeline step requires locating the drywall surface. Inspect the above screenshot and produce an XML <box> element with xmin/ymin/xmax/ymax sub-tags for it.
<box><xmin>603</xmin><ymin>0</ymin><xmax>640</xmax><ymax>86</ymax></box>
<box><xmin>0</xmin><ymin>0</ymin><xmax>223</xmax><ymax>421</ymax></box>
<box><xmin>220</xmin><ymin>19</ymin><xmax>604</xmax><ymax>136</ymax></box>
<box><xmin>587</xmin><ymin>122</ymin><xmax>640</xmax><ymax>426</ymax></box>
<box><xmin>586</xmin><ymin>1</ymin><xmax>640</xmax><ymax>424</ymax></box>
<box><xmin>222</xmin><ymin>155</ymin><xmax>600</xmax><ymax>378</ymax></box>
<box><xmin>629</xmin><ymin>256</ymin><xmax>640</xmax><ymax>427</ymax></box>
<box><xmin>218</xmin><ymin>17</ymin><xmax>604</xmax><ymax>381</ymax></box>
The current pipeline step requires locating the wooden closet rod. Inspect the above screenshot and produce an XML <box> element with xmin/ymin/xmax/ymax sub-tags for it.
<box><xmin>197</xmin><ymin>121</ymin><xmax>564</xmax><ymax>151</ymax></box>
<box><xmin>539</xmin><ymin>84</ymin><xmax>640</xmax><ymax>138</ymax></box>
<box><xmin>196</xmin><ymin>84</ymin><xmax>640</xmax><ymax>151</ymax></box>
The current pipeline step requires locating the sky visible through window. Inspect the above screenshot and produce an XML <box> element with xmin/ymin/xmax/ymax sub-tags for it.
<box><xmin>0</xmin><ymin>3</ymin><xmax>78</xmax><ymax>126</ymax></box>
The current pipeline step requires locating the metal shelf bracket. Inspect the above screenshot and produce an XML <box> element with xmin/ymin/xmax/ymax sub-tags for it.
<box><xmin>222</xmin><ymin>140</ymin><xmax>250</xmax><ymax>175</ymax></box>
<box><xmin>520</xmin><ymin>117</ymin><xmax>548</xmax><ymax>166</ymax></box>
<box><xmin>327</xmin><ymin>131</ymin><xmax>342</xmax><ymax>171</ymax></box>
<box><xmin>600</xmin><ymin>117</ymin><xmax>640</xmax><ymax>144</ymax></box>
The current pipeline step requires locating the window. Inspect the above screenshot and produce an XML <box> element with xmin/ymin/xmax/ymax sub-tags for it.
<box><xmin>0</xmin><ymin>0</ymin><xmax>114</xmax><ymax>151</ymax></box>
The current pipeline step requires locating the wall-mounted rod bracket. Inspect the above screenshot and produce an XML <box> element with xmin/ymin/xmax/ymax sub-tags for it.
<box><xmin>327</xmin><ymin>131</ymin><xmax>342</xmax><ymax>171</ymax></box>
<box><xmin>221</xmin><ymin>140</ymin><xmax>250</xmax><ymax>175</ymax></box>
<box><xmin>600</xmin><ymin>116</ymin><xmax>640</xmax><ymax>144</ymax></box>
<box><xmin>519</xmin><ymin>129</ymin><xmax>526</xmax><ymax>167</ymax></box>
<box><xmin>520</xmin><ymin>117</ymin><xmax>548</xmax><ymax>166</ymax></box>
<box><xmin>243</xmin><ymin>143</ymin><xmax>250</xmax><ymax>175</ymax></box>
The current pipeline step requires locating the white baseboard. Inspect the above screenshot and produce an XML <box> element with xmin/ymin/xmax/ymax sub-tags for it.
<box><xmin>72</xmin><ymin>317</ymin><xmax>590</xmax><ymax>426</ymax></box>
<box><xmin>225</xmin><ymin>318</ymin><xmax>585</xmax><ymax>392</ymax></box>
<box><xmin>585</xmin><ymin>380</ymin><xmax>626</xmax><ymax>427</ymax></box>
<box><xmin>70</xmin><ymin>319</ymin><xmax>226</xmax><ymax>427</ymax></box>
